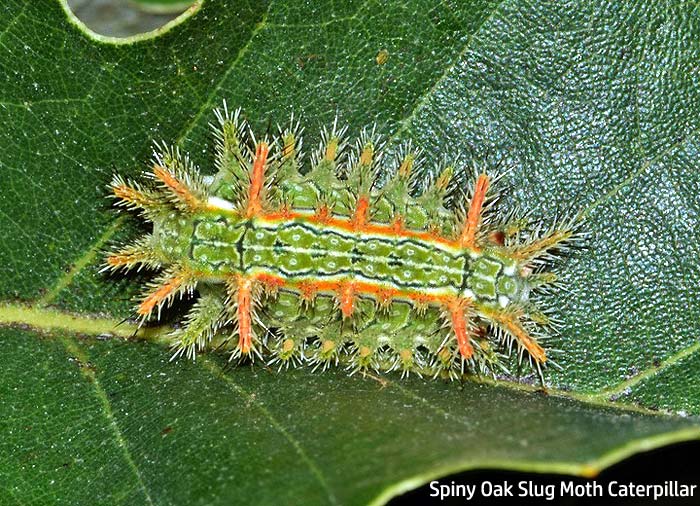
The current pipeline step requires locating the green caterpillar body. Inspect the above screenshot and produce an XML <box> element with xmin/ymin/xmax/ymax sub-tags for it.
<box><xmin>107</xmin><ymin>105</ymin><xmax>579</xmax><ymax>379</ymax></box>
<box><xmin>159</xmin><ymin>214</ymin><xmax>525</xmax><ymax>310</ymax></box>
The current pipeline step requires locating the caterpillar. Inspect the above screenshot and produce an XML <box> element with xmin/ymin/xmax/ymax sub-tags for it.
<box><xmin>105</xmin><ymin>104</ymin><xmax>581</xmax><ymax>380</ymax></box>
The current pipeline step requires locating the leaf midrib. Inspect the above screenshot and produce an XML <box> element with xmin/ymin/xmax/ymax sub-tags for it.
<box><xmin>1</xmin><ymin>302</ymin><xmax>695</xmax><ymax>416</ymax></box>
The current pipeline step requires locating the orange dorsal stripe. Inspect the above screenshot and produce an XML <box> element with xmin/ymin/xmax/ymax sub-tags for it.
<box><xmin>260</xmin><ymin>211</ymin><xmax>458</xmax><ymax>250</ymax></box>
<box><xmin>256</xmin><ymin>273</ymin><xmax>285</xmax><ymax>292</ymax></box>
<box><xmin>460</xmin><ymin>173</ymin><xmax>490</xmax><ymax>248</ymax></box>
<box><xmin>246</xmin><ymin>142</ymin><xmax>269</xmax><ymax>218</ymax></box>
<box><xmin>300</xmin><ymin>279</ymin><xmax>448</xmax><ymax>307</ymax></box>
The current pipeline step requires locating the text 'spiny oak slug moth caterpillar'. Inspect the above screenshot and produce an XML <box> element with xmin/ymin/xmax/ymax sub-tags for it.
<box><xmin>106</xmin><ymin>103</ymin><xmax>582</xmax><ymax>380</ymax></box>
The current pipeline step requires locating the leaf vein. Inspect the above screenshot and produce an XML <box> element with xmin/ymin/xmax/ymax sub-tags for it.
<box><xmin>61</xmin><ymin>337</ymin><xmax>157</xmax><ymax>506</ymax></box>
<box><xmin>387</xmin><ymin>0</ymin><xmax>509</xmax><ymax>145</ymax></box>
<box><xmin>0</xmin><ymin>3</ymin><xmax>28</xmax><ymax>48</ymax></box>
<box><xmin>201</xmin><ymin>357</ymin><xmax>339</xmax><ymax>505</ymax></box>
<box><xmin>174</xmin><ymin>3</ymin><xmax>274</xmax><ymax>146</ymax></box>
<box><xmin>582</xmin><ymin>127</ymin><xmax>699</xmax><ymax>217</ymax></box>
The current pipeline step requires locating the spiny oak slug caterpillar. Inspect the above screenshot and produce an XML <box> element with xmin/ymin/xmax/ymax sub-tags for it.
<box><xmin>105</xmin><ymin>103</ymin><xmax>583</xmax><ymax>380</ymax></box>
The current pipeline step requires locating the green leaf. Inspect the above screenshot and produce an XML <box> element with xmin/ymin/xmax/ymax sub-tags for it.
<box><xmin>1</xmin><ymin>0</ymin><xmax>698</xmax><ymax>504</ymax></box>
